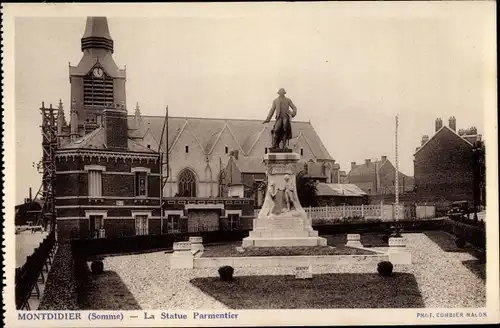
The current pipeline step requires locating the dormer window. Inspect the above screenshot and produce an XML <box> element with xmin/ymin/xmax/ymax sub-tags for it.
<box><xmin>83</xmin><ymin>67</ymin><xmax>114</xmax><ymax>108</ymax></box>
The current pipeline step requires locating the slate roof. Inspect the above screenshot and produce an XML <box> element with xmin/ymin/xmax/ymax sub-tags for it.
<box><xmin>348</xmin><ymin>159</ymin><xmax>387</xmax><ymax>177</ymax></box>
<box><xmin>317</xmin><ymin>183</ymin><xmax>367</xmax><ymax>197</ymax></box>
<box><xmin>128</xmin><ymin>116</ymin><xmax>333</xmax><ymax>160</ymax></box>
<box><xmin>60</xmin><ymin>126</ymin><xmax>156</xmax><ymax>153</ymax></box>
<box><xmin>414</xmin><ymin>125</ymin><xmax>480</xmax><ymax>156</ymax></box>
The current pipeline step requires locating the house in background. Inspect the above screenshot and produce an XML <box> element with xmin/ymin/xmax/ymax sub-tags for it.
<box><xmin>346</xmin><ymin>156</ymin><xmax>414</xmax><ymax>196</ymax></box>
<box><xmin>316</xmin><ymin>183</ymin><xmax>368</xmax><ymax>206</ymax></box>
<box><xmin>15</xmin><ymin>198</ymin><xmax>43</xmax><ymax>227</ymax></box>
<box><xmin>414</xmin><ymin>117</ymin><xmax>485</xmax><ymax>210</ymax></box>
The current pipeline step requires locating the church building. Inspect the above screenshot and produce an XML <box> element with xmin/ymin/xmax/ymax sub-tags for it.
<box><xmin>54</xmin><ymin>17</ymin><xmax>337</xmax><ymax>239</ymax></box>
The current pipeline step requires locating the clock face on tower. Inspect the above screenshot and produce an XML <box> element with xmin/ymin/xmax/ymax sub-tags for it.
<box><xmin>93</xmin><ymin>67</ymin><xmax>104</xmax><ymax>78</ymax></box>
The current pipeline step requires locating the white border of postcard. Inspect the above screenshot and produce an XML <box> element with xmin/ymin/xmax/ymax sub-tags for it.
<box><xmin>2</xmin><ymin>2</ymin><xmax>499</xmax><ymax>327</ymax></box>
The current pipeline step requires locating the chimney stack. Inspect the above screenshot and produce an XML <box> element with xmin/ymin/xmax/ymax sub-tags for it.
<box><xmin>350</xmin><ymin>162</ymin><xmax>356</xmax><ymax>170</ymax></box>
<box><xmin>421</xmin><ymin>135</ymin><xmax>429</xmax><ymax>146</ymax></box>
<box><xmin>365</xmin><ymin>159</ymin><xmax>371</xmax><ymax>166</ymax></box>
<box><xmin>29</xmin><ymin>187</ymin><xmax>32</xmax><ymax>202</ymax></box>
<box><xmin>448</xmin><ymin>116</ymin><xmax>456</xmax><ymax>132</ymax></box>
<box><xmin>381</xmin><ymin>155</ymin><xmax>387</xmax><ymax>161</ymax></box>
<box><xmin>435</xmin><ymin>118</ymin><xmax>443</xmax><ymax>132</ymax></box>
<box><xmin>103</xmin><ymin>105</ymin><xmax>128</xmax><ymax>150</ymax></box>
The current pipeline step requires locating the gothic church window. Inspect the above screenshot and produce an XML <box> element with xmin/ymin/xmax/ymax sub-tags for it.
<box><xmin>178</xmin><ymin>169</ymin><xmax>197</xmax><ymax>197</ymax></box>
<box><xmin>83</xmin><ymin>69</ymin><xmax>114</xmax><ymax>108</ymax></box>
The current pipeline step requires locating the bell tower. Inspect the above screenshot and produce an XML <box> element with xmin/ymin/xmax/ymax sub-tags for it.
<box><xmin>69</xmin><ymin>17</ymin><xmax>127</xmax><ymax>136</ymax></box>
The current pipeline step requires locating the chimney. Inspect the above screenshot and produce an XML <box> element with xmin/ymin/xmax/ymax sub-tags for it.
<box><xmin>365</xmin><ymin>159</ymin><xmax>371</xmax><ymax>166</ymax></box>
<box><xmin>29</xmin><ymin>187</ymin><xmax>32</xmax><ymax>202</ymax></box>
<box><xmin>449</xmin><ymin>116</ymin><xmax>456</xmax><ymax>132</ymax></box>
<box><xmin>381</xmin><ymin>155</ymin><xmax>387</xmax><ymax>161</ymax></box>
<box><xmin>421</xmin><ymin>135</ymin><xmax>429</xmax><ymax>146</ymax></box>
<box><xmin>103</xmin><ymin>106</ymin><xmax>128</xmax><ymax>150</ymax></box>
<box><xmin>350</xmin><ymin>162</ymin><xmax>356</xmax><ymax>170</ymax></box>
<box><xmin>435</xmin><ymin>118</ymin><xmax>443</xmax><ymax>132</ymax></box>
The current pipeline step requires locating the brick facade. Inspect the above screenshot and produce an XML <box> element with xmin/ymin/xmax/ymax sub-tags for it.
<box><xmin>414</xmin><ymin>123</ymin><xmax>485</xmax><ymax>209</ymax></box>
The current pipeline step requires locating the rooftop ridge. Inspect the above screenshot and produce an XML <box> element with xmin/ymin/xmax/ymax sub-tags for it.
<box><xmin>126</xmin><ymin>114</ymin><xmax>312</xmax><ymax>124</ymax></box>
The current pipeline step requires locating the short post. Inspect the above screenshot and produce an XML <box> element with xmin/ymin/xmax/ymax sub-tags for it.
<box><xmin>170</xmin><ymin>241</ymin><xmax>194</xmax><ymax>269</ymax></box>
<box><xmin>345</xmin><ymin>234</ymin><xmax>363</xmax><ymax>248</ymax></box>
<box><xmin>189</xmin><ymin>236</ymin><xmax>204</xmax><ymax>254</ymax></box>
<box><xmin>388</xmin><ymin>236</ymin><xmax>410</xmax><ymax>264</ymax></box>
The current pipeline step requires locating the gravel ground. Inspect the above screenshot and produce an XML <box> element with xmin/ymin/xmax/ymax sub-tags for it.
<box><xmin>86</xmin><ymin>232</ymin><xmax>485</xmax><ymax>309</ymax></box>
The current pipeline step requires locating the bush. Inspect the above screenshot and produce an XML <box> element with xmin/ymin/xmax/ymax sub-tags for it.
<box><xmin>382</xmin><ymin>235</ymin><xmax>389</xmax><ymax>244</ymax></box>
<box><xmin>377</xmin><ymin>261</ymin><xmax>393</xmax><ymax>277</ymax></box>
<box><xmin>91</xmin><ymin>260</ymin><xmax>104</xmax><ymax>274</ymax></box>
<box><xmin>218</xmin><ymin>266</ymin><xmax>234</xmax><ymax>282</ymax></box>
<box><xmin>455</xmin><ymin>238</ymin><xmax>466</xmax><ymax>249</ymax></box>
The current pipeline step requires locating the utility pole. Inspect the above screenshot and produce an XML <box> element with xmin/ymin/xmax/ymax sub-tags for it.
<box><xmin>159</xmin><ymin>106</ymin><xmax>169</xmax><ymax>233</ymax></box>
<box><xmin>395</xmin><ymin>114</ymin><xmax>400</xmax><ymax>220</ymax></box>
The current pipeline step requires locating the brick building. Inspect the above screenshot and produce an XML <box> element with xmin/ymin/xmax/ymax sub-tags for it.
<box><xmin>346</xmin><ymin>156</ymin><xmax>414</xmax><ymax>196</ymax></box>
<box><xmin>414</xmin><ymin>117</ymin><xmax>485</xmax><ymax>210</ymax></box>
<box><xmin>52</xmin><ymin>17</ymin><xmax>345</xmax><ymax>238</ymax></box>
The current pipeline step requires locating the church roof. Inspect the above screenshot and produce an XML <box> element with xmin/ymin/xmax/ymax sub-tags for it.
<box><xmin>128</xmin><ymin>115</ymin><xmax>333</xmax><ymax>160</ymax></box>
<box><xmin>60</xmin><ymin>126</ymin><xmax>156</xmax><ymax>153</ymax></box>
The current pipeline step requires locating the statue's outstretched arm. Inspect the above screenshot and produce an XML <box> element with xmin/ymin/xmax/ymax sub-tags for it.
<box><xmin>263</xmin><ymin>101</ymin><xmax>276</xmax><ymax>123</ymax></box>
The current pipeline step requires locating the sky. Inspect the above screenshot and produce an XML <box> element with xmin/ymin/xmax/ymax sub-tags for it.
<box><xmin>13</xmin><ymin>2</ymin><xmax>495</xmax><ymax>204</ymax></box>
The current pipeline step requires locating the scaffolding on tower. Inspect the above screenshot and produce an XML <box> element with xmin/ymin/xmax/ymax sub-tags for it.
<box><xmin>33</xmin><ymin>102</ymin><xmax>59</xmax><ymax>232</ymax></box>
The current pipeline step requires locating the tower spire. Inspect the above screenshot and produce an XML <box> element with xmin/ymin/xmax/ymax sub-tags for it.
<box><xmin>81</xmin><ymin>17</ymin><xmax>114</xmax><ymax>53</ymax></box>
<box><xmin>135</xmin><ymin>102</ymin><xmax>143</xmax><ymax>125</ymax></box>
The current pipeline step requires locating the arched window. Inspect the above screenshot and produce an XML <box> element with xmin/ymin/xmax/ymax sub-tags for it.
<box><xmin>178</xmin><ymin>169</ymin><xmax>197</xmax><ymax>197</ymax></box>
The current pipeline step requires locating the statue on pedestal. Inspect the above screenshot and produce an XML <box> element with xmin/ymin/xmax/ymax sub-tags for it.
<box><xmin>263</xmin><ymin>88</ymin><xmax>297</xmax><ymax>151</ymax></box>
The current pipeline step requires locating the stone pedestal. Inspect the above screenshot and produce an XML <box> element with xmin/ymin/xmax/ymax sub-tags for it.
<box><xmin>170</xmin><ymin>242</ymin><xmax>194</xmax><ymax>269</ymax></box>
<box><xmin>242</xmin><ymin>152</ymin><xmax>327</xmax><ymax>248</ymax></box>
<box><xmin>189</xmin><ymin>236</ymin><xmax>204</xmax><ymax>254</ymax></box>
<box><xmin>388</xmin><ymin>237</ymin><xmax>411</xmax><ymax>264</ymax></box>
<box><xmin>345</xmin><ymin>234</ymin><xmax>363</xmax><ymax>248</ymax></box>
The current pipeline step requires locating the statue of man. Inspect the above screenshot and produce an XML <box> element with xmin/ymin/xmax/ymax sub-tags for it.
<box><xmin>263</xmin><ymin>88</ymin><xmax>297</xmax><ymax>150</ymax></box>
<box><xmin>283</xmin><ymin>174</ymin><xmax>297</xmax><ymax>212</ymax></box>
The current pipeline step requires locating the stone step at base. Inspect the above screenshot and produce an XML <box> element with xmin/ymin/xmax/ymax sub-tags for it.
<box><xmin>242</xmin><ymin>236</ymin><xmax>327</xmax><ymax>248</ymax></box>
<box><xmin>249</xmin><ymin>230</ymin><xmax>319</xmax><ymax>238</ymax></box>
